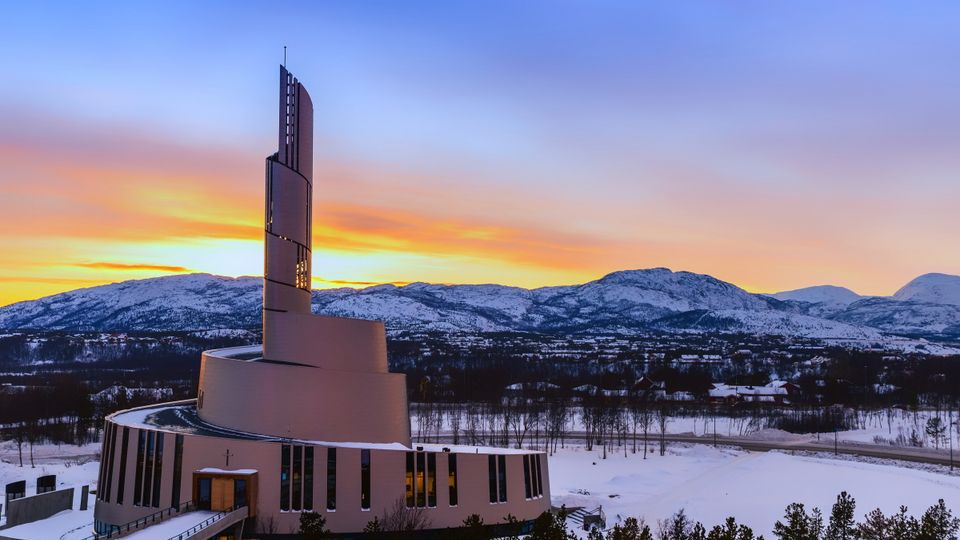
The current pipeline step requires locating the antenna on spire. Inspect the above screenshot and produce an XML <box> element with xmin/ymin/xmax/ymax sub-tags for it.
<box><xmin>283</xmin><ymin>46</ymin><xmax>287</xmax><ymax>67</ymax></box>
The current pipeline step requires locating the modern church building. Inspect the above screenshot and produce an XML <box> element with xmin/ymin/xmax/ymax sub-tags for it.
<box><xmin>91</xmin><ymin>67</ymin><xmax>551</xmax><ymax>538</ymax></box>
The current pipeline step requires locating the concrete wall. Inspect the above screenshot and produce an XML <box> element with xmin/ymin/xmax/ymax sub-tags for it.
<box><xmin>197</xmin><ymin>349</ymin><xmax>410</xmax><ymax>444</ymax></box>
<box><xmin>94</xmin><ymin>419</ymin><xmax>550</xmax><ymax>536</ymax></box>
<box><xmin>2</xmin><ymin>487</ymin><xmax>73</xmax><ymax>529</ymax></box>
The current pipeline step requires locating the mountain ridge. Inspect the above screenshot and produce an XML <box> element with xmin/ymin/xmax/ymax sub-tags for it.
<box><xmin>0</xmin><ymin>268</ymin><xmax>960</xmax><ymax>341</ymax></box>
<box><xmin>1</xmin><ymin>269</ymin><xmax>958</xmax><ymax>345</ymax></box>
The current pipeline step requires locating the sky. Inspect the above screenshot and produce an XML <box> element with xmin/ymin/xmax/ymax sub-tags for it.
<box><xmin>1</xmin><ymin>1</ymin><xmax>959</xmax><ymax>306</ymax></box>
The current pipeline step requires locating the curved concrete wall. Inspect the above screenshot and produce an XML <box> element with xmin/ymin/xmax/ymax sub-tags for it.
<box><xmin>263</xmin><ymin>65</ymin><xmax>313</xmax><ymax>327</ymax></box>
<box><xmin>95</xmin><ymin>415</ymin><xmax>550</xmax><ymax>536</ymax></box>
<box><xmin>263</xmin><ymin>312</ymin><xmax>388</xmax><ymax>372</ymax></box>
<box><xmin>197</xmin><ymin>353</ymin><xmax>410</xmax><ymax>444</ymax></box>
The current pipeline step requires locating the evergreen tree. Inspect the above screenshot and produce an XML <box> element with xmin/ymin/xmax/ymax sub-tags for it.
<box><xmin>298</xmin><ymin>512</ymin><xmax>330</xmax><ymax>539</ymax></box>
<box><xmin>773</xmin><ymin>503</ymin><xmax>822</xmax><ymax>540</ymax></box>
<box><xmin>691</xmin><ymin>522</ymin><xmax>708</xmax><ymax>540</ymax></box>
<box><xmin>925</xmin><ymin>418</ymin><xmax>947</xmax><ymax>450</ymax></box>
<box><xmin>362</xmin><ymin>516</ymin><xmax>384</xmax><ymax>533</ymax></box>
<box><xmin>661</xmin><ymin>509</ymin><xmax>697</xmax><ymax>540</ymax></box>
<box><xmin>888</xmin><ymin>506</ymin><xmax>920</xmax><ymax>540</ymax></box>
<box><xmin>826</xmin><ymin>492</ymin><xmax>856</xmax><ymax>540</ymax></box>
<box><xmin>609</xmin><ymin>517</ymin><xmax>648</xmax><ymax>540</ymax></box>
<box><xmin>918</xmin><ymin>499</ymin><xmax>960</xmax><ymax>540</ymax></box>
<box><xmin>460</xmin><ymin>514</ymin><xmax>490</xmax><ymax>540</ymax></box>
<box><xmin>529</xmin><ymin>509</ymin><xmax>576</xmax><ymax>540</ymax></box>
<box><xmin>707</xmin><ymin>517</ymin><xmax>757</xmax><ymax>540</ymax></box>
<box><xmin>856</xmin><ymin>509</ymin><xmax>890</xmax><ymax>540</ymax></box>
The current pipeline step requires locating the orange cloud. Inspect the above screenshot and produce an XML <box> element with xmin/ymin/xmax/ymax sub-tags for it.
<box><xmin>316</xmin><ymin>278</ymin><xmax>412</xmax><ymax>287</ymax></box>
<box><xmin>3</xmin><ymin>106</ymin><xmax>958</xmax><ymax>308</ymax></box>
<box><xmin>74</xmin><ymin>262</ymin><xmax>192</xmax><ymax>272</ymax></box>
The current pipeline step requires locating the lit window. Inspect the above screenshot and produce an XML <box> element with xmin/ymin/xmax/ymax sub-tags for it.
<box><xmin>405</xmin><ymin>452</ymin><xmax>415</xmax><ymax>508</ymax></box>
<box><xmin>415</xmin><ymin>452</ymin><xmax>426</xmax><ymax>508</ymax></box>
<box><xmin>448</xmin><ymin>454</ymin><xmax>458</xmax><ymax>507</ymax></box>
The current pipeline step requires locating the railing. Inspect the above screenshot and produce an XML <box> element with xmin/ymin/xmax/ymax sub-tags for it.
<box><xmin>167</xmin><ymin>504</ymin><xmax>247</xmax><ymax>540</ymax></box>
<box><xmin>79</xmin><ymin>501</ymin><xmax>195</xmax><ymax>540</ymax></box>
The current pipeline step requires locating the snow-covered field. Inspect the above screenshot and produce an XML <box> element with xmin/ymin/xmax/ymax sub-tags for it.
<box><xmin>550</xmin><ymin>444</ymin><xmax>960</xmax><ymax>538</ymax></box>
<box><xmin>3</xmin><ymin>439</ymin><xmax>960</xmax><ymax>539</ymax></box>
<box><xmin>413</xmin><ymin>406</ymin><xmax>960</xmax><ymax>450</ymax></box>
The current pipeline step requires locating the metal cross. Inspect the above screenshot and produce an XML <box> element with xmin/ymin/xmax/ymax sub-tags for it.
<box><xmin>223</xmin><ymin>449</ymin><xmax>233</xmax><ymax>467</ymax></box>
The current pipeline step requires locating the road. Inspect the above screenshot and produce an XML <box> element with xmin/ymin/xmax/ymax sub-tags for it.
<box><xmin>572</xmin><ymin>432</ymin><xmax>960</xmax><ymax>468</ymax></box>
<box><xmin>419</xmin><ymin>432</ymin><xmax>959</xmax><ymax>469</ymax></box>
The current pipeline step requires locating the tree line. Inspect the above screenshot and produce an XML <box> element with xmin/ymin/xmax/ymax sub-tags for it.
<box><xmin>295</xmin><ymin>492</ymin><xmax>959</xmax><ymax>540</ymax></box>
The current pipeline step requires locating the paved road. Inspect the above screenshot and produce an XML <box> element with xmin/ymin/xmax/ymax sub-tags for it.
<box><xmin>420</xmin><ymin>432</ymin><xmax>959</xmax><ymax>469</ymax></box>
<box><xmin>573</xmin><ymin>432</ymin><xmax>960</xmax><ymax>468</ymax></box>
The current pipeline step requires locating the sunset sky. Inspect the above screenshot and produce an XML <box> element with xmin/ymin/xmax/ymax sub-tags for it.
<box><xmin>2</xmin><ymin>1</ymin><xmax>959</xmax><ymax>306</ymax></box>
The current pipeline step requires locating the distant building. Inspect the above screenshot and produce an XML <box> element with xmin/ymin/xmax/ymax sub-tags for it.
<box><xmin>93</xmin><ymin>67</ymin><xmax>550</xmax><ymax>538</ymax></box>
<box><xmin>708</xmin><ymin>380</ymin><xmax>799</xmax><ymax>404</ymax></box>
<box><xmin>633</xmin><ymin>376</ymin><xmax>664</xmax><ymax>393</ymax></box>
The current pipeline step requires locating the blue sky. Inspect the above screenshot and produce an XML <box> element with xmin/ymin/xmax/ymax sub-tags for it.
<box><xmin>1</xmin><ymin>1</ymin><xmax>959</xmax><ymax>304</ymax></box>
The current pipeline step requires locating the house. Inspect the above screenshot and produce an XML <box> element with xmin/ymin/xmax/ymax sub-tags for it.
<box><xmin>708</xmin><ymin>380</ymin><xmax>799</xmax><ymax>404</ymax></box>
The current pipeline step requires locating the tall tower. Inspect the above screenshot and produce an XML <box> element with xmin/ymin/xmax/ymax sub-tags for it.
<box><xmin>196</xmin><ymin>65</ymin><xmax>409</xmax><ymax>444</ymax></box>
<box><xmin>263</xmin><ymin>66</ymin><xmax>314</xmax><ymax>355</ymax></box>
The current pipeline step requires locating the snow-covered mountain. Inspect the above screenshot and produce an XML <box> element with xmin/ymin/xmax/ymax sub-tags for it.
<box><xmin>832</xmin><ymin>298</ymin><xmax>960</xmax><ymax>338</ymax></box>
<box><xmin>770</xmin><ymin>285</ymin><xmax>863</xmax><ymax>307</ymax></box>
<box><xmin>893</xmin><ymin>273</ymin><xmax>960</xmax><ymax>306</ymax></box>
<box><xmin>1</xmin><ymin>269</ymin><xmax>958</xmax><ymax>342</ymax></box>
<box><xmin>0</xmin><ymin>274</ymin><xmax>262</xmax><ymax>331</ymax></box>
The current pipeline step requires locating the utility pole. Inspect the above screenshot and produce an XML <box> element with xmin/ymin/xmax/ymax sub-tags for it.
<box><xmin>834</xmin><ymin>427</ymin><xmax>838</xmax><ymax>456</ymax></box>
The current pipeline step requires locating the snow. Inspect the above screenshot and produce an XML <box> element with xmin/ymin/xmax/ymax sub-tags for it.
<box><xmin>770</xmin><ymin>285</ymin><xmax>863</xmax><ymax>306</ymax></box>
<box><xmin>195</xmin><ymin>468</ymin><xmax>257</xmax><ymax>474</ymax></box>
<box><xmin>120</xmin><ymin>510</ymin><xmax>218</xmax><ymax>539</ymax></box>
<box><xmin>549</xmin><ymin>444</ymin><xmax>960</xmax><ymax>538</ymax></box>
<box><xmin>5</xmin><ymin>269</ymin><xmax>957</xmax><ymax>346</ymax></box>
<box><xmin>894</xmin><ymin>273</ymin><xmax>960</xmax><ymax>306</ymax></box>
<box><xmin>0</xmin><ymin>503</ymin><xmax>96</xmax><ymax>540</ymax></box>
<box><xmin>0</xmin><ymin>443</ymin><xmax>99</xmax><ymax>536</ymax></box>
<box><xmin>7</xmin><ymin>434</ymin><xmax>960</xmax><ymax>539</ymax></box>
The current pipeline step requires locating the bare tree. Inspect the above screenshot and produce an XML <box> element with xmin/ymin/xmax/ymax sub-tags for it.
<box><xmin>657</xmin><ymin>404</ymin><xmax>670</xmax><ymax>456</ymax></box>
<box><xmin>379</xmin><ymin>498</ymin><xmax>432</xmax><ymax>532</ymax></box>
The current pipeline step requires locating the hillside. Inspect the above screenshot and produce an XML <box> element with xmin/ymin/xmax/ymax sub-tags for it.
<box><xmin>1</xmin><ymin>269</ymin><xmax>958</xmax><ymax>343</ymax></box>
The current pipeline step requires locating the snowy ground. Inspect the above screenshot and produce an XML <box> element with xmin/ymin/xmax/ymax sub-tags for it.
<box><xmin>0</xmin><ymin>441</ymin><xmax>100</xmax><ymax>537</ymax></box>
<box><xmin>4</xmin><ymin>439</ymin><xmax>960</xmax><ymax>539</ymax></box>
<box><xmin>121</xmin><ymin>510</ymin><xmax>218</xmax><ymax>539</ymax></box>
<box><xmin>550</xmin><ymin>443</ymin><xmax>960</xmax><ymax>538</ymax></box>
<box><xmin>413</xmin><ymin>406</ymin><xmax>960</xmax><ymax>450</ymax></box>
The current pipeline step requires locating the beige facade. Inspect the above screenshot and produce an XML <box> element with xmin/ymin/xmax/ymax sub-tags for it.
<box><xmin>92</xmin><ymin>66</ymin><xmax>551</xmax><ymax>537</ymax></box>
<box><xmin>94</xmin><ymin>405</ymin><xmax>550</xmax><ymax>536</ymax></box>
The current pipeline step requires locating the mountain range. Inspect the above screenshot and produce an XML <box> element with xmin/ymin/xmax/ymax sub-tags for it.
<box><xmin>2</xmin><ymin>269</ymin><xmax>959</xmax><ymax>348</ymax></box>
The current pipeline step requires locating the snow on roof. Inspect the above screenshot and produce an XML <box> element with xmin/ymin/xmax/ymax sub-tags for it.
<box><xmin>709</xmin><ymin>383</ymin><xmax>790</xmax><ymax>397</ymax></box>
<box><xmin>120</xmin><ymin>510</ymin><xmax>220</xmax><ymax>539</ymax></box>
<box><xmin>108</xmin><ymin>402</ymin><xmax>541</xmax><ymax>455</ymax></box>
<box><xmin>505</xmin><ymin>382</ymin><xmax>560</xmax><ymax>391</ymax></box>
<box><xmin>195</xmin><ymin>468</ymin><xmax>258</xmax><ymax>475</ymax></box>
